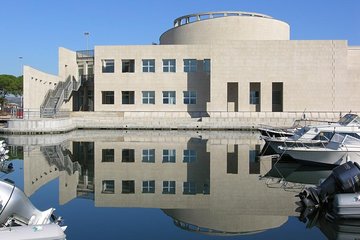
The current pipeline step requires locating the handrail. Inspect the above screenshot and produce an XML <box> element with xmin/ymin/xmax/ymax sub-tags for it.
<box><xmin>40</xmin><ymin>75</ymin><xmax>82</xmax><ymax>118</ymax></box>
<box><xmin>173</xmin><ymin>11</ymin><xmax>273</xmax><ymax>27</ymax></box>
<box><xmin>40</xmin><ymin>90</ymin><xmax>52</xmax><ymax>112</ymax></box>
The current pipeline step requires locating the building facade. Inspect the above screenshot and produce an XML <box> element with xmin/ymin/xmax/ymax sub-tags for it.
<box><xmin>23</xmin><ymin>11</ymin><xmax>360</xmax><ymax>120</ymax></box>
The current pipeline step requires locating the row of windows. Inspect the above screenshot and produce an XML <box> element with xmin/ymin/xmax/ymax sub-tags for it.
<box><xmin>102</xmin><ymin>91</ymin><xmax>197</xmax><ymax>105</ymax></box>
<box><xmin>102</xmin><ymin>149</ymin><xmax>197</xmax><ymax>163</ymax></box>
<box><xmin>102</xmin><ymin>59</ymin><xmax>210</xmax><ymax>73</ymax></box>
<box><xmin>102</xmin><ymin>180</ymin><xmax>210</xmax><ymax>195</ymax></box>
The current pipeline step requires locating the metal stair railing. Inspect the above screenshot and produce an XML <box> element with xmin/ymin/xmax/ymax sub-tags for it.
<box><xmin>41</xmin><ymin>145</ymin><xmax>80</xmax><ymax>175</ymax></box>
<box><xmin>40</xmin><ymin>75</ymin><xmax>81</xmax><ymax>118</ymax></box>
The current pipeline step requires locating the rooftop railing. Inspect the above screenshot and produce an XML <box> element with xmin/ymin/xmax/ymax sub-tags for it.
<box><xmin>173</xmin><ymin>11</ymin><xmax>273</xmax><ymax>27</ymax></box>
<box><xmin>76</xmin><ymin>50</ymin><xmax>94</xmax><ymax>59</ymax></box>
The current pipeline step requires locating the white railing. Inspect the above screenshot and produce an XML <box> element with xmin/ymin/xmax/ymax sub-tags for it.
<box><xmin>173</xmin><ymin>11</ymin><xmax>272</xmax><ymax>27</ymax></box>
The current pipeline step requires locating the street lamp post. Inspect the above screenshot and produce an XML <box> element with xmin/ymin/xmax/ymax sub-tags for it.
<box><xmin>19</xmin><ymin>56</ymin><xmax>23</xmax><ymax>77</ymax></box>
<box><xmin>84</xmin><ymin>32</ymin><xmax>90</xmax><ymax>51</ymax></box>
<box><xmin>18</xmin><ymin>56</ymin><xmax>24</xmax><ymax>117</ymax></box>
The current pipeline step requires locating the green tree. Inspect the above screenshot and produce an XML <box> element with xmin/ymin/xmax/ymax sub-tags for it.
<box><xmin>0</xmin><ymin>74</ymin><xmax>23</xmax><ymax>97</ymax></box>
<box><xmin>0</xmin><ymin>74</ymin><xmax>23</xmax><ymax>111</ymax></box>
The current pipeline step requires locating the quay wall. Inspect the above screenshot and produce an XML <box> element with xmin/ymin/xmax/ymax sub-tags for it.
<box><xmin>0</xmin><ymin>111</ymin><xmax>348</xmax><ymax>134</ymax></box>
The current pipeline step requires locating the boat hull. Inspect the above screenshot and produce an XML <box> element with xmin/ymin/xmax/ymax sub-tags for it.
<box><xmin>285</xmin><ymin>148</ymin><xmax>360</xmax><ymax>165</ymax></box>
<box><xmin>332</xmin><ymin>193</ymin><xmax>360</xmax><ymax>218</ymax></box>
<box><xmin>0</xmin><ymin>224</ymin><xmax>66</xmax><ymax>240</ymax></box>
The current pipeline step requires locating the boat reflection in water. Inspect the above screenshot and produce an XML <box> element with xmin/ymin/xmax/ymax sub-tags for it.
<box><xmin>6</xmin><ymin>130</ymin><xmax>352</xmax><ymax>238</ymax></box>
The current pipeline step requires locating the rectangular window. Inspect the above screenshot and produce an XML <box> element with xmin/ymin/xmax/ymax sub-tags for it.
<box><xmin>122</xmin><ymin>180</ymin><xmax>135</xmax><ymax>194</ymax></box>
<box><xmin>184</xmin><ymin>59</ymin><xmax>197</xmax><ymax>72</ymax></box>
<box><xmin>102</xmin><ymin>59</ymin><xmax>114</xmax><ymax>73</ymax></box>
<box><xmin>142</xmin><ymin>91</ymin><xmax>155</xmax><ymax>104</ymax></box>
<box><xmin>162</xmin><ymin>149</ymin><xmax>176</xmax><ymax>163</ymax></box>
<box><xmin>142</xmin><ymin>149</ymin><xmax>155</xmax><ymax>163</ymax></box>
<box><xmin>122</xmin><ymin>149</ymin><xmax>135</xmax><ymax>162</ymax></box>
<box><xmin>142</xmin><ymin>180</ymin><xmax>155</xmax><ymax>193</ymax></box>
<box><xmin>203</xmin><ymin>183</ymin><xmax>210</xmax><ymax>195</ymax></box>
<box><xmin>250</xmin><ymin>91</ymin><xmax>260</xmax><ymax>105</ymax></box>
<box><xmin>183</xmin><ymin>91</ymin><xmax>197</xmax><ymax>104</ymax></box>
<box><xmin>102</xmin><ymin>149</ymin><xmax>114</xmax><ymax>162</ymax></box>
<box><xmin>227</xmin><ymin>145</ymin><xmax>238</xmax><ymax>174</ymax></box>
<box><xmin>78</xmin><ymin>64</ymin><xmax>84</xmax><ymax>77</ymax></box>
<box><xmin>102</xmin><ymin>91</ymin><xmax>114</xmax><ymax>104</ymax></box>
<box><xmin>250</xmin><ymin>82</ymin><xmax>260</xmax><ymax>105</ymax></box>
<box><xmin>87</xmin><ymin>63</ymin><xmax>94</xmax><ymax>75</ymax></box>
<box><xmin>249</xmin><ymin>148</ymin><xmax>260</xmax><ymax>174</ymax></box>
<box><xmin>163</xmin><ymin>59</ymin><xmax>176</xmax><ymax>72</ymax></box>
<box><xmin>122</xmin><ymin>59</ymin><xmax>135</xmax><ymax>73</ymax></box>
<box><xmin>102</xmin><ymin>180</ymin><xmax>115</xmax><ymax>194</ymax></box>
<box><xmin>272</xmin><ymin>82</ymin><xmax>283</xmax><ymax>112</ymax></box>
<box><xmin>183</xmin><ymin>149</ymin><xmax>196</xmax><ymax>163</ymax></box>
<box><xmin>183</xmin><ymin>181</ymin><xmax>196</xmax><ymax>195</ymax></box>
<box><xmin>203</xmin><ymin>59</ymin><xmax>211</xmax><ymax>72</ymax></box>
<box><xmin>122</xmin><ymin>91</ymin><xmax>135</xmax><ymax>104</ymax></box>
<box><xmin>163</xmin><ymin>180</ymin><xmax>176</xmax><ymax>194</ymax></box>
<box><xmin>162</xmin><ymin>91</ymin><xmax>176</xmax><ymax>104</ymax></box>
<box><xmin>142</xmin><ymin>59</ymin><xmax>155</xmax><ymax>72</ymax></box>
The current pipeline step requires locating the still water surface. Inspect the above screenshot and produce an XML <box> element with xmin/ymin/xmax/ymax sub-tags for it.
<box><xmin>2</xmin><ymin>130</ymin><xmax>335</xmax><ymax>239</ymax></box>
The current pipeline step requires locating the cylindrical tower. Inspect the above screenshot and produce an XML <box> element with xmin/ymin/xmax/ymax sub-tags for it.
<box><xmin>160</xmin><ymin>11</ymin><xmax>290</xmax><ymax>45</ymax></box>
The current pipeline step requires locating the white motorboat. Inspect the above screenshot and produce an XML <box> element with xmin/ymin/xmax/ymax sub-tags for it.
<box><xmin>279</xmin><ymin>133</ymin><xmax>360</xmax><ymax>165</ymax></box>
<box><xmin>261</xmin><ymin>113</ymin><xmax>360</xmax><ymax>155</ymax></box>
<box><xmin>0</xmin><ymin>179</ymin><xmax>66</xmax><ymax>239</ymax></box>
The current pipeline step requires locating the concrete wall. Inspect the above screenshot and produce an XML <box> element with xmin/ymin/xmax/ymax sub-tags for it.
<box><xmin>160</xmin><ymin>14</ymin><xmax>290</xmax><ymax>44</ymax></box>
<box><xmin>23</xmin><ymin>66</ymin><xmax>60</xmax><ymax>111</ymax></box>
<box><xmin>58</xmin><ymin>47</ymin><xmax>79</xmax><ymax>111</ymax></box>
<box><xmin>207</xmin><ymin>40</ymin><xmax>354</xmax><ymax>112</ymax></box>
<box><xmin>93</xmin><ymin>40</ymin><xmax>357</xmax><ymax>114</ymax></box>
<box><xmin>94</xmin><ymin>45</ymin><xmax>211</xmax><ymax>112</ymax></box>
<box><xmin>22</xmin><ymin>47</ymin><xmax>78</xmax><ymax>114</ymax></box>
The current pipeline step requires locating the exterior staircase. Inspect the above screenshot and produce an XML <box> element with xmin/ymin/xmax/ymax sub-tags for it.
<box><xmin>40</xmin><ymin>76</ymin><xmax>81</xmax><ymax>118</ymax></box>
<box><xmin>41</xmin><ymin>144</ymin><xmax>81</xmax><ymax>175</ymax></box>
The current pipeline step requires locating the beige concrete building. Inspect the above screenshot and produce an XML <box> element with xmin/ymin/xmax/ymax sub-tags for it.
<box><xmin>17</xmin><ymin>11</ymin><xmax>360</xmax><ymax>132</ymax></box>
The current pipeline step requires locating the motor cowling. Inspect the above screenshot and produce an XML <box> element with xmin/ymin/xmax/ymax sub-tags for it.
<box><xmin>297</xmin><ymin>161</ymin><xmax>360</xmax><ymax>221</ymax></box>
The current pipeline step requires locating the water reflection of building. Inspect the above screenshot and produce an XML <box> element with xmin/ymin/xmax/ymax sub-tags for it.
<box><xmin>6</xmin><ymin>130</ymin><xmax>299</xmax><ymax>235</ymax></box>
<box><xmin>5</xmin><ymin>133</ymin><xmax>81</xmax><ymax>204</ymax></box>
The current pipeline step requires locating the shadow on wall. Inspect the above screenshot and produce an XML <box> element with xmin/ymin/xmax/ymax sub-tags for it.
<box><xmin>186</xmin><ymin>60</ymin><xmax>210</xmax><ymax>118</ymax></box>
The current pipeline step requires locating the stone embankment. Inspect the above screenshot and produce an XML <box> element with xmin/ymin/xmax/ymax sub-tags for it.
<box><xmin>0</xmin><ymin>111</ymin><xmax>346</xmax><ymax>135</ymax></box>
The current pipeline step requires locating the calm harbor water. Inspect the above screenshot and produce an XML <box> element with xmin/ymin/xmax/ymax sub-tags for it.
<box><xmin>1</xmin><ymin>130</ymin><xmax>335</xmax><ymax>239</ymax></box>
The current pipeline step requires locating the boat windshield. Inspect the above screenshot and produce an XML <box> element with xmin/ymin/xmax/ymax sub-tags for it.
<box><xmin>313</xmin><ymin>131</ymin><xmax>334</xmax><ymax>141</ymax></box>
<box><xmin>290</xmin><ymin>126</ymin><xmax>311</xmax><ymax>140</ymax></box>
<box><xmin>330</xmin><ymin>133</ymin><xmax>360</xmax><ymax>145</ymax></box>
<box><xmin>337</xmin><ymin>114</ymin><xmax>360</xmax><ymax>126</ymax></box>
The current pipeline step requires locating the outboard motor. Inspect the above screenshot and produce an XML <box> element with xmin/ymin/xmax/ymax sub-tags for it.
<box><xmin>0</xmin><ymin>179</ymin><xmax>62</xmax><ymax>226</ymax></box>
<box><xmin>297</xmin><ymin>161</ymin><xmax>360</xmax><ymax>221</ymax></box>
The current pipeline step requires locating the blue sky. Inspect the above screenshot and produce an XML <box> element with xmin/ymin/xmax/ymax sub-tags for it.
<box><xmin>1</xmin><ymin>0</ymin><xmax>359</xmax><ymax>76</ymax></box>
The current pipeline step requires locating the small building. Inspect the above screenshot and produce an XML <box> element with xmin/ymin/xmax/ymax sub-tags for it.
<box><xmin>23</xmin><ymin>11</ymin><xmax>360</xmax><ymax>122</ymax></box>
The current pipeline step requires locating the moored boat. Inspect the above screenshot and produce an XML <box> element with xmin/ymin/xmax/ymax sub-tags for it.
<box><xmin>260</xmin><ymin>113</ymin><xmax>360</xmax><ymax>155</ymax></box>
<box><xmin>0</xmin><ymin>179</ymin><xmax>66</xmax><ymax>239</ymax></box>
<box><xmin>279</xmin><ymin>133</ymin><xmax>360</xmax><ymax>165</ymax></box>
